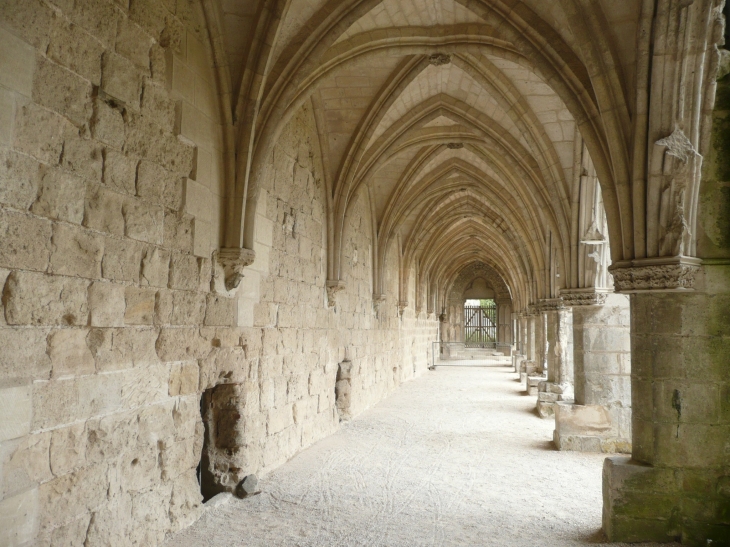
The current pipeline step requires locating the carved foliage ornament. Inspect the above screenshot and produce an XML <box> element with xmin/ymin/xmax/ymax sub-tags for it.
<box><xmin>428</xmin><ymin>53</ymin><xmax>451</xmax><ymax>66</ymax></box>
<box><xmin>609</xmin><ymin>262</ymin><xmax>700</xmax><ymax>292</ymax></box>
<box><xmin>559</xmin><ymin>290</ymin><xmax>609</xmax><ymax>307</ymax></box>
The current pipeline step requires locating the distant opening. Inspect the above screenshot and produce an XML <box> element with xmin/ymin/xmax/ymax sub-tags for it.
<box><xmin>464</xmin><ymin>299</ymin><xmax>497</xmax><ymax>347</ymax></box>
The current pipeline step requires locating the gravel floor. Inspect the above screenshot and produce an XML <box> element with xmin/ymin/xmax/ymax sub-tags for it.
<box><xmin>164</xmin><ymin>363</ymin><xmax>678</xmax><ymax>547</ymax></box>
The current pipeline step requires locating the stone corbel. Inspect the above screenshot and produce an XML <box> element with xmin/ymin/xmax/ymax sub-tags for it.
<box><xmin>398</xmin><ymin>301</ymin><xmax>408</xmax><ymax>316</ymax></box>
<box><xmin>559</xmin><ymin>288</ymin><xmax>610</xmax><ymax>307</ymax></box>
<box><xmin>326</xmin><ymin>280</ymin><xmax>346</xmax><ymax>308</ymax></box>
<box><xmin>215</xmin><ymin>248</ymin><xmax>256</xmax><ymax>291</ymax></box>
<box><xmin>609</xmin><ymin>257</ymin><xmax>702</xmax><ymax>292</ymax></box>
<box><xmin>372</xmin><ymin>294</ymin><xmax>386</xmax><ymax>313</ymax></box>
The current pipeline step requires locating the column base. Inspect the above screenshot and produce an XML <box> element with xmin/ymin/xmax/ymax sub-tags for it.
<box><xmin>603</xmin><ymin>457</ymin><xmax>730</xmax><ymax>546</ymax></box>
<box><xmin>553</xmin><ymin>403</ymin><xmax>631</xmax><ymax>453</ymax></box>
<box><xmin>536</xmin><ymin>381</ymin><xmax>573</xmax><ymax>418</ymax></box>
<box><xmin>526</xmin><ymin>373</ymin><xmax>544</xmax><ymax>396</ymax></box>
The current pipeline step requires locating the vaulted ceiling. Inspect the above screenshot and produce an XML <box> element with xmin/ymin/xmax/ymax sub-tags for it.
<box><xmin>212</xmin><ymin>0</ymin><xmax>644</xmax><ymax>309</ymax></box>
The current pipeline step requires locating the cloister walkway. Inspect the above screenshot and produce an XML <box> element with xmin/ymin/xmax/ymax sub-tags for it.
<box><xmin>165</xmin><ymin>366</ymin><xmax>675</xmax><ymax>547</ymax></box>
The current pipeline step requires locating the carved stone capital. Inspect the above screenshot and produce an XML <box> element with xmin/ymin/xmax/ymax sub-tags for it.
<box><xmin>559</xmin><ymin>288</ymin><xmax>610</xmax><ymax>307</ymax></box>
<box><xmin>398</xmin><ymin>300</ymin><xmax>408</xmax><ymax>316</ymax></box>
<box><xmin>215</xmin><ymin>248</ymin><xmax>256</xmax><ymax>291</ymax></box>
<box><xmin>326</xmin><ymin>280</ymin><xmax>346</xmax><ymax>308</ymax></box>
<box><xmin>609</xmin><ymin>257</ymin><xmax>702</xmax><ymax>292</ymax></box>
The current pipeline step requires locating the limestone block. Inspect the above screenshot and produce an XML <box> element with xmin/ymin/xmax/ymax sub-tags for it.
<box><xmin>142</xmin><ymin>80</ymin><xmax>177</xmax><ymax>131</ymax></box>
<box><xmin>115</xmin><ymin>18</ymin><xmax>154</xmax><ymax>69</ymax></box>
<box><xmin>128</xmin><ymin>0</ymin><xmax>168</xmax><ymax>39</ymax></box>
<box><xmin>50</xmin><ymin>422</ymin><xmax>87</xmax><ymax>477</ymax></box>
<box><xmin>38</xmin><ymin>464</ymin><xmax>108</xmax><ymax>528</ymax></box>
<box><xmin>47</xmin><ymin>16</ymin><xmax>104</xmax><ymax>86</ymax></box>
<box><xmin>267</xmin><ymin>405</ymin><xmax>293</xmax><ymax>435</ymax></box>
<box><xmin>88</xmin><ymin>282</ymin><xmax>126</xmax><ymax>327</ymax></box>
<box><xmin>101</xmin><ymin>52</ymin><xmax>142</xmax><ymax>108</ymax></box>
<box><xmin>33</xmin><ymin>56</ymin><xmax>93</xmax><ymax>127</ymax></box>
<box><xmin>119</xmin><ymin>442</ymin><xmax>160</xmax><ymax>494</ymax></box>
<box><xmin>0</xmin><ymin>149</ymin><xmax>42</xmax><ymax>210</ymax></box>
<box><xmin>45</xmin><ymin>514</ymin><xmax>91</xmax><ymax>547</ymax></box>
<box><xmin>137</xmin><ymin>160</ymin><xmax>183</xmax><ymax>210</ymax></box>
<box><xmin>168</xmin><ymin>471</ymin><xmax>202</xmax><ymax>533</ymax></box>
<box><xmin>123</xmin><ymin>197</ymin><xmax>164</xmax><ymax>244</ymax></box>
<box><xmin>192</xmin><ymin>217</ymin><xmax>211</xmax><ymax>258</ymax></box>
<box><xmin>13</xmin><ymin>99</ymin><xmax>74</xmax><ymax>165</ymax></box>
<box><xmin>0</xmin><ymin>432</ymin><xmax>52</xmax><ymax>499</ymax></box>
<box><xmin>49</xmin><ymin>223</ymin><xmax>104</xmax><ymax>279</ymax></box>
<box><xmin>141</xmin><ymin>246</ymin><xmax>170</xmax><ymax>288</ymax></box>
<box><xmin>81</xmin><ymin>491</ymin><xmax>133</xmax><ymax>545</ymax></box>
<box><xmin>61</xmin><ymin>135</ymin><xmax>104</xmax><ymax>184</ymax></box>
<box><xmin>204</xmin><ymin>295</ymin><xmax>235</xmax><ymax>327</ymax></box>
<box><xmin>155</xmin><ymin>328</ymin><xmax>209</xmax><ymax>362</ymax></box>
<box><xmin>169</xmin><ymin>252</ymin><xmax>200</xmax><ymax>291</ymax></box>
<box><xmin>48</xmin><ymin>328</ymin><xmax>95</xmax><ymax>378</ymax></box>
<box><xmin>0</xmin><ymin>209</ymin><xmax>51</xmax><ymax>271</ymax></box>
<box><xmin>84</xmin><ymin>183</ymin><xmax>126</xmax><ymax>236</ymax></box>
<box><xmin>31</xmin><ymin>167</ymin><xmax>86</xmax><ymax>224</ymax></box>
<box><xmin>0</xmin><ymin>328</ymin><xmax>51</xmax><ymax>383</ymax></box>
<box><xmin>164</xmin><ymin>212</ymin><xmax>194</xmax><ymax>252</ymax></box>
<box><xmin>130</xmin><ymin>486</ymin><xmax>173</xmax><ymax>546</ymax></box>
<box><xmin>102</xmin><ymin>149</ymin><xmax>137</xmax><ymax>195</ymax></box>
<box><xmin>169</xmin><ymin>362</ymin><xmax>198</xmax><ymax>396</ymax></box>
<box><xmin>0</xmin><ymin>24</ymin><xmax>35</xmax><ymax>96</ymax></box>
<box><xmin>124</xmin><ymin>287</ymin><xmax>155</xmax><ymax>325</ymax></box>
<box><xmin>0</xmin><ymin>487</ymin><xmax>38</xmax><ymax>546</ymax></box>
<box><xmin>102</xmin><ymin>238</ymin><xmax>142</xmax><ymax>284</ymax></box>
<box><xmin>198</xmin><ymin>347</ymin><xmax>247</xmax><ymax>390</ymax></box>
<box><xmin>87</xmin><ymin>327</ymin><xmax>159</xmax><ymax>372</ymax></box>
<box><xmin>85</xmin><ymin>411</ymin><xmax>139</xmax><ymax>464</ymax></box>
<box><xmin>154</xmin><ymin>289</ymin><xmax>173</xmax><ymax>325</ymax></box>
<box><xmin>253</xmin><ymin>302</ymin><xmax>277</xmax><ymax>328</ymax></box>
<box><xmin>92</xmin><ymin>98</ymin><xmax>125</xmax><ymax>150</ymax></box>
<box><xmin>0</xmin><ymin>383</ymin><xmax>32</xmax><ymax>441</ymax></box>
<box><xmin>149</xmin><ymin>43</ymin><xmax>168</xmax><ymax>83</ymax></box>
<box><xmin>70</xmin><ymin>0</ymin><xmax>119</xmax><ymax>48</ymax></box>
<box><xmin>170</xmin><ymin>291</ymin><xmax>206</xmax><ymax>325</ymax></box>
<box><xmin>4</xmin><ymin>271</ymin><xmax>89</xmax><ymax>326</ymax></box>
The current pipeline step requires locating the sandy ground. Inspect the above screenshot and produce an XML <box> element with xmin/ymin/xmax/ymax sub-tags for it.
<box><xmin>164</xmin><ymin>363</ymin><xmax>678</xmax><ymax>547</ymax></box>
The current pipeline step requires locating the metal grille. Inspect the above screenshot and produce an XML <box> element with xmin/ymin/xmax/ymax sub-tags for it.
<box><xmin>464</xmin><ymin>301</ymin><xmax>497</xmax><ymax>347</ymax></box>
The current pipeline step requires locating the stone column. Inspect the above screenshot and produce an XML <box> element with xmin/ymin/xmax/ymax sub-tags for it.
<box><xmin>496</xmin><ymin>299</ymin><xmax>512</xmax><ymax>355</ymax></box>
<box><xmin>536</xmin><ymin>300</ymin><xmax>573</xmax><ymax>418</ymax></box>
<box><xmin>603</xmin><ymin>262</ymin><xmax>730</xmax><ymax>544</ymax></box>
<box><xmin>524</xmin><ymin>310</ymin><xmax>546</xmax><ymax>395</ymax></box>
<box><xmin>553</xmin><ymin>290</ymin><xmax>631</xmax><ymax>453</ymax></box>
<box><xmin>534</xmin><ymin>311</ymin><xmax>547</xmax><ymax>374</ymax></box>
<box><xmin>520</xmin><ymin>312</ymin><xmax>537</xmax><ymax>385</ymax></box>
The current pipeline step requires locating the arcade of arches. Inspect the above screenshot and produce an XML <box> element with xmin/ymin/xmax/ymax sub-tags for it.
<box><xmin>0</xmin><ymin>0</ymin><xmax>729</xmax><ymax>545</ymax></box>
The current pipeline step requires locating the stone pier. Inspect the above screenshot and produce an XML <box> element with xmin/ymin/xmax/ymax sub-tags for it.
<box><xmin>554</xmin><ymin>290</ymin><xmax>631</xmax><ymax>452</ymax></box>
<box><xmin>603</xmin><ymin>262</ymin><xmax>730</xmax><ymax>545</ymax></box>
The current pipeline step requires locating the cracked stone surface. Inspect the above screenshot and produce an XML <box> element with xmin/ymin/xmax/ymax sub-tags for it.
<box><xmin>164</xmin><ymin>364</ymin><xmax>678</xmax><ymax>547</ymax></box>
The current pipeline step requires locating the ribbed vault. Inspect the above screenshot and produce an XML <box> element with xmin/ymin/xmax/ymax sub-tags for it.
<box><xmin>210</xmin><ymin>0</ymin><xmax>717</xmax><ymax>314</ymax></box>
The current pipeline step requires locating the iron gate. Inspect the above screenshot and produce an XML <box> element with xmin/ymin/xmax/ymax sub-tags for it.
<box><xmin>464</xmin><ymin>301</ymin><xmax>497</xmax><ymax>347</ymax></box>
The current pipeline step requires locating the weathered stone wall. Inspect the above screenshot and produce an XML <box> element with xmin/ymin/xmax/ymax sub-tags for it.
<box><xmin>0</xmin><ymin>0</ymin><xmax>438</xmax><ymax>545</ymax></box>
